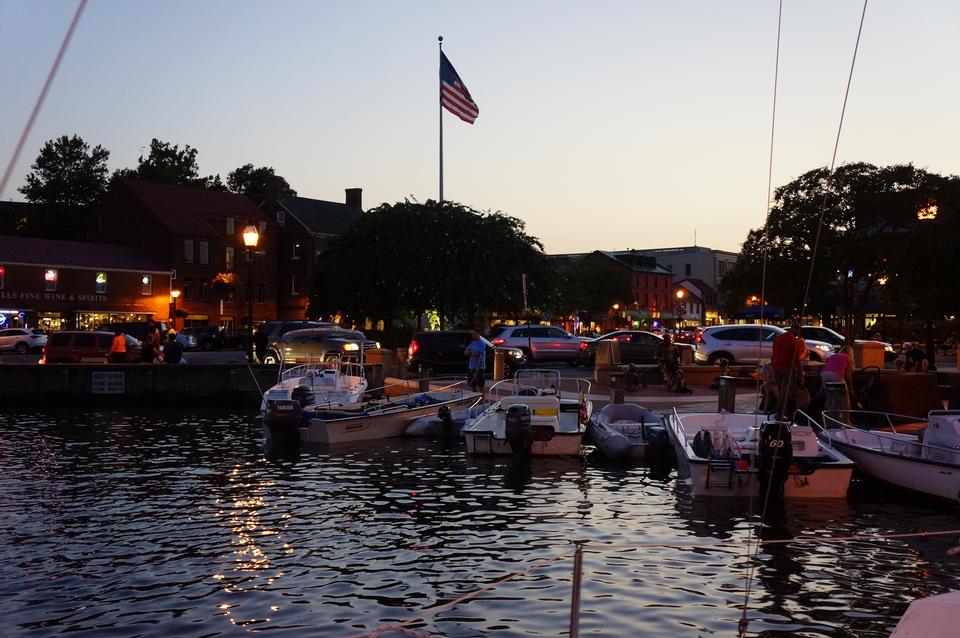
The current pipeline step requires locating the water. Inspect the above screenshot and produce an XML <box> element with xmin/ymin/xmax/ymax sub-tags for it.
<box><xmin>2</xmin><ymin>409</ymin><xmax>959</xmax><ymax>637</ymax></box>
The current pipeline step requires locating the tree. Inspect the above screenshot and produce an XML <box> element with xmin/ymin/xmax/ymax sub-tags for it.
<box><xmin>118</xmin><ymin>138</ymin><xmax>222</xmax><ymax>188</ymax></box>
<box><xmin>19</xmin><ymin>135</ymin><xmax>110</xmax><ymax>208</ymax></box>
<box><xmin>554</xmin><ymin>254</ymin><xmax>633</xmax><ymax>316</ymax></box>
<box><xmin>308</xmin><ymin>200</ymin><xmax>555</xmax><ymax>333</ymax></box>
<box><xmin>227</xmin><ymin>164</ymin><xmax>296</xmax><ymax>202</ymax></box>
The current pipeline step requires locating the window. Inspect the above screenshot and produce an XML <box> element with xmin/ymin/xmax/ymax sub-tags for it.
<box><xmin>276</xmin><ymin>209</ymin><xmax>285</xmax><ymax>226</ymax></box>
<box><xmin>184</xmin><ymin>239</ymin><xmax>194</xmax><ymax>263</ymax></box>
<box><xmin>74</xmin><ymin>333</ymin><xmax>96</xmax><ymax>348</ymax></box>
<box><xmin>0</xmin><ymin>265</ymin><xmax>4</xmax><ymax>289</ymax></box>
<box><xmin>225</xmin><ymin>246</ymin><xmax>234</xmax><ymax>269</ymax></box>
<box><xmin>184</xmin><ymin>278</ymin><xmax>194</xmax><ymax>301</ymax></box>
<box><xmin>291</xmin><ymin>274</ymin><xmax>300</xmax><ymax>296</ymax></box>
<box><xmin>199</xmin><ymin>278</ymin><xmax>209</xmax><ymax>301</ymax></box>
<box><xmin>292</xmin><ymin>242</ymin><xmax>301</xmax><ymax>260</ymax></box>
<box><xmin>257</xmin><ymin>284</ymin><xmax>265</xmax><ymax>303</ymax></box>
<box><xmin>95</xmin><ymin>272</ymin><xmax>107</xmax><ymax>294</ymax></box>
<box><xmin>225</xmin><ymin>217</ymin><xmax>234</xmax><ymax>235</ymax></box>
<box><xmin>198</xmin><ymin>241</ymin><xmax>209</xmax><ymax>265</ymax></box>
<box><xmin>141</xmin><ymin>275</ymin><xmax>152</xmax><ymax>296</ymax></box>
<box><xmin>97</xmin><ymin>334</ymin><xmax>113</xmax><ymax>349</ymax></box>
<box><xmin>50</xmin><ymin>333</ymin><xmax>70</xmax><ymax>346</ymax></box>
<box><xmin>685</xmin><ymin>263</ymin><xmax>692</xmax><ymax>276</ymax></box>
<box><xmin>44</xmin><ymin>268</ymin><xmax>57</xmax><ymax>292</ymax></box>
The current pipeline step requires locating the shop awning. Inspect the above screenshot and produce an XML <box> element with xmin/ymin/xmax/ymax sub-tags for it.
<box><xmin>732</xmin><ymin>305</ymin><xmax>785</xmax><ymax>320</ymax></box>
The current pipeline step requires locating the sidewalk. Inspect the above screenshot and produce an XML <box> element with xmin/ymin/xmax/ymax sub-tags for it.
<box><xmin>585</xmin><ymin>384</ymin><xmax>761</xmax><ymax>413</ymax></box>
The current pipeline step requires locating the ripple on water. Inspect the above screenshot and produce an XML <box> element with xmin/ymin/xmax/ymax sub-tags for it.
<box><xmin>1</xmin><ymin>408</ymin><xmax>958</xmax><ymax>637</ymax></box>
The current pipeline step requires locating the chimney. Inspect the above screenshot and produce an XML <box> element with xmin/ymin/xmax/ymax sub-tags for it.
<box><xmin>345</xmin><ymin>188</ymin><xmax>362</xmax><ymax>212</ymax></box>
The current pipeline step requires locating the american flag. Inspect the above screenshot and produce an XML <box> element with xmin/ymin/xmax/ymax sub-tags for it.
<box><xmin>440</xmin><ymin>52</ymin><xmax>479</xmax><ymax>124</ymax></box>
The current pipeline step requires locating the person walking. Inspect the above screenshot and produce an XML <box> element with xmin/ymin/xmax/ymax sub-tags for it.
<box><xmin>464</xmin><ymin>329</ymin><xmax>486</xmax><ymax>393</ymax></box>
<box><xmin>109</xmin><ymin>329</ymin><xmax>127</xmax><ymax>363</ymax></box>
<box><xmin>772</xmin><ymin>320</ymin><xmax>804</xmax><ymax>418</ymax></box>
<box><xmin>163</xmin><ymin>331</ymin><xmax>184</xmax><ymax>364</ymax></box>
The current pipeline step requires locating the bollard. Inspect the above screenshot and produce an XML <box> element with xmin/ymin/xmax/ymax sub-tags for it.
<box><xmin>493</xmin><ymin>349</ymin><xmax>505</xmax><ymax>381</ymax></box>
<box><xmin>717</xmin><ymin>375</ymin><xmax>737</xmax><ymax>413</ymax></box>
<box><xmin>364</xmin><ymin>363</ymin><xmax>384</xmax><ymax>399</ymax></box>
<box><xmin>418</xmin><ymin>366</ymin><xmax>431</xmax><ymax>392</ymax></box>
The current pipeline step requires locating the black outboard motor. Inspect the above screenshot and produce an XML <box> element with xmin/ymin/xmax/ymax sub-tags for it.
<box><xmin>264</xmin><ymin>399</ymin><xmax>303</xmax><ymax>448</ymax></box>
<box><xmin>758</xmin><ymin>420</ymin><xmax>793</xmax><ymax>513</ymax></box>
<box><xmin>505</xmin><ymin>404</ymin><xmax>532</xmax><ymax>456</ymax></box>
<box><xmin>290</xmin><ymin>384</ymin><xmax>315</xmax><ymax>409</ymax></box>
<box><xmin>437</xmin><ymin>405</ymin><xmax>454</xmax><ymax>436</ymax></box>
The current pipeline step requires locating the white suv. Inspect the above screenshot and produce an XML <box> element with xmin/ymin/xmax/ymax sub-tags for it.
<box><xmin>0</xmin><ymin>328</ymin><xmax>47</xmax><ymax>354</ymax></box>
<box><xmin>490</xmin><ymin>325</ymin><xmax>583</xmax><ymax>363</ymax></box>
<box><xmin>694</xmin><ymin>324</ymin><xmax>834</xmax><ymax>366</ymax></box>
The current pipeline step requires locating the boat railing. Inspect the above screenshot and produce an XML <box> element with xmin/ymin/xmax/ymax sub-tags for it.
<box><xmin>820</xmin><ymin>409</ymin><xmax>960</xmax><ymax>460</ymax></box>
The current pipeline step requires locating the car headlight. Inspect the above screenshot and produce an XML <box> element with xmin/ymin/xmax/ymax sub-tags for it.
<box><xmin>375</xmin><ymin>341</ymin><xmax>381</xmax><ymax>349</ymax></box>
<box><xmin>510</xmin><ymin>350</ymin><xmax>523</xmax><ymax>358</ymax></box>
<box><xmin>815</xmin><ymin>344</ymin><xmax>832</xmax><ymax>352</ymax></box>
<box><xmin>884</xmin><ymin>344</ymin><xmax>894</xmax><ymax>352</ymax></box>
<box><xmin>342</xmin><ymin>343</ymin><xmax>359</xmax><ymax>351</ymax></box>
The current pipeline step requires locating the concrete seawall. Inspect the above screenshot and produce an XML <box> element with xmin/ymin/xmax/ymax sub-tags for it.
<box><xmin>0</xmin><ymin>364</ymin><xmax>279</xmax><ymax>406</ymax></box>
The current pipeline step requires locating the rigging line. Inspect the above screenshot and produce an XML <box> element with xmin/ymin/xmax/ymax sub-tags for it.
<box><xmin>743</xmin><ymin>1</ymin><xmax>784</xmax><ymax>635</ymax></box>
<box><xmin>800</xmin><ymin>0</ymin><xmax>870</xmax><ymax>317</ymax></box>
<box><xmin>0</xmin><ymin>0</ymin><xmax>88</xmax><ymax>199</ymax></box>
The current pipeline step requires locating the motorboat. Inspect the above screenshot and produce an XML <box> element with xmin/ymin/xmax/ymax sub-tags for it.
<box><xmin>818</xmin><ymin>409</ymin><xmax>960</xmax><ymax>502</ymax></box>
<box><xmin>462</xmin><ymin>369</ymin><xmax>592</xmax><ymax>456</ymax></box>
<box><xmin>666</xmin><ymin>410</ymin><xmax>854</xmax><ymax>497</ymax></box>
<box><xmin>587</xmin><ymin>403</ymin><xmax>666</xmax><ymax>461</ymax></box>
<box><xmin>404</xmin><ymin>400</ymin><xmax>492</xmax><ymax>437</ymax></box>
<box><xmin>264</xmin><ymin>381</ymin><xmax>482</xmax><ymax>445</ymax></box>
<box><xmin>259</xmin><ymin>357</ymin><xmax>367</xmax><ymax>413</ymax></box>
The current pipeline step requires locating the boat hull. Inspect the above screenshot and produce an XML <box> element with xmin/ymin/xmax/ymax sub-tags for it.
<box><xmin>587</xmin><ymin>420</ymin><xmax>646</xmax><ymax>460</ymax></box>
<box><xmin>464</xmin><ymin>429</ymin><xmax>585</xmax><ymax>456</ymax></box>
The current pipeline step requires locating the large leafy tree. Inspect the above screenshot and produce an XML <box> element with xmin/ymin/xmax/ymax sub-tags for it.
<box><xmin>554</xmin><ymin>254</ymin><xmax>633</xmax><ymax>315</ymax></box>
<box><xmin>115</xmin><ymin>138</ymin><xmax>222</xmax><ymax>188</ymax></box>
<box><xmin>308</xmin><ymin>200</ymin><xmax>555</xmax><ymax>331</ymax></box>
<box><xmin>720</xmin><ymin>163</ymin><xmax>960</xmax><ymax>337</ymax></box>
<box><xmin>227</xmin><ymin>164</ymin><xmax>297</xmax><ymax>202</ymax></box>
<box><xmin>19</xmin><ymin>135</ymin><xmax>110</xmax><ymax>208</ymax></box>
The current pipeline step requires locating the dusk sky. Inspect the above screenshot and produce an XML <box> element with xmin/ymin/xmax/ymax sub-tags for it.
<box><xmin>2</xmin><ymin>1</ymin><xmax>957</xmax><ymax>254</ymax></box>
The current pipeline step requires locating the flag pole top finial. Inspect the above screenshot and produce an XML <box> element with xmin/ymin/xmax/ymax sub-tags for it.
<box><xmin>438</xmin><ymin>35</ymin><xmax>443</xmax><ymax>43</ymax></box>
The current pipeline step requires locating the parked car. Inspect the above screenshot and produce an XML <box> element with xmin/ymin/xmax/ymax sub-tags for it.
<box><xmin>489</xmin><ymin>324</ymin><xmax>584</xmax><ymax>363</ymax></box>
<box><xmin>0</xmin><ymin>328</ymin><xmax>47</xmax><ymax>354</ymax></box>
<box><xmin>407</xmin><ymin>330</ymin><xmax>526</xmax><ymax>374</ymax></box>
<box><xmin>259</xmin><ymin>320</ymin><xmax>341</xmax><ymax>354</ymax></box>
<box><xmin>41</xmin><ymin>331</ymin><xmax>142</xmax><ymax>363</ymax></box>
<box><xmin>181</xmin><ymin>326</ymin><xmax>224</xmax><ymax>351</ymax></box>
<box><xmin>800</xmin><ymin>325</ymin><xmax>896</xmax><ymax>362</ymax></box>
<box><xmin>262</xmin><ymin>328</ymin><xmax>378</xmax><ymax>365</ymax></box>
<box><xmin>694</xmin><ymin>324</ymin><xmax>835</xmax><ymax>366</ymax></box>
<box><xmin>578</xmin><ymin>330</ymin><xmax>666</xmax><ymax>366</ymax></box>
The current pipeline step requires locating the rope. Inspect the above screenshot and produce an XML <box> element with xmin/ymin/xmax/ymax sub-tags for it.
<box><xmin>353</xmin><ymin>528</ymin><xmax>960</xmax><ymax>637</ymax></box>
<box><xmin>0</xmin><ymin>0</ymin><xmax>88</xmax><ymax>199</ymax></box>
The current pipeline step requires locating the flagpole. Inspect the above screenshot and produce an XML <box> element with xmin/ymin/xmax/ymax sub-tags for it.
<box><xmin>438</xmin><ymin>35</ymin><xmax>444</xmax><ymax>205</ymax></box>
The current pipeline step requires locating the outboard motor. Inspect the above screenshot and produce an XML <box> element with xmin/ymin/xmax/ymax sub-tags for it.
<box><xmin>758</xmin><ymin>420</ymin><xmax>793</xmax><ymax>512</ymax></box>
<box><xmin>437</xmin><ymin>405</ymin><xmax>454</xmax><ymax>436</ymax></box>
<box><xmin>505</xmin><ymin>404</ymin><xmax>532</xmax><ymax>456</ymax></box>
<box><xmin>264</xmin><ymin>399</ymin><xmax>303</xmax><ymax>448</ymax></box>
<box><xmin>291</xmin><ymin>384</ymin><xmax>315</xmax><ymax>409</ymax></box>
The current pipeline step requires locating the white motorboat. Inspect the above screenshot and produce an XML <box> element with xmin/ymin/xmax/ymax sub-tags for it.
<box><xmin>819</xmin><ymin>409</ymin><xmax>960</xmax><ymax>502</ymax></box>
<box><xmin>666</xmin><ymin>410</ymin><xmax>854</xmax><ymax>498</ymax></box>
<box><xmin>404</xmin><ymin>400</ymin><xmax>491</xmax><ymax>437</ymax></box>
<box><xmin>462</xmin><ymin>369</ymin><xmax>592</xmax><ymax>456</ymax></box>
<box><xmin>264</xmin><ymin>381</ymin><xmax>482</xmax><ymax>445</ymax></box>
<box><xmin>587</xmin><ymin>403</ymin><xmax>665</xmax><ymax>461</ymax></box>
<box><xmin>259</xmin><ymin>358</ymin><xmax>367</xmax><ymax>413</ymax></box>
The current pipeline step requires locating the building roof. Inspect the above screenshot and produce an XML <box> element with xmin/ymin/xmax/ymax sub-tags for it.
<box><xmin>677</xmin><ymin>277</ymin><xmax>717</xmax><ymax>296</ymax></box>
<box><xmin>0</xmin><ymin>235</ymin><xmax>170</xmax><ymax>273</ymax></box>
<box><xmin>278</xmin><ymin>196</ymin><xmax>361</xmax><ymax>235</ymax></box>
<box><xmin>597</xmin><ymin>250</ymin><xmax>673</xmax><ymax>275</ymax></box>
<box><xmin>120</xmin><ymin>179</ymin><xmax>269</xmax><ymax>237</ymax></box>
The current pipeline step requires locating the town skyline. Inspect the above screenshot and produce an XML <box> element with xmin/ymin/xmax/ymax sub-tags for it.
<box><xmin>2</xmin><ymin>1</ymin><xmax>958</xmax><ymax>254</ymax></box>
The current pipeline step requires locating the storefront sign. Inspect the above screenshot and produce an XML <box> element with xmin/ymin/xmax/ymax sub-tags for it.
<box><xmin>91</xmin><ymin>371</ymin><xmax>125</xmax><ymax>394</ymax></box>
<box><xmin>0</xmin><ymin>291</ymin><xmax>107</xmax><ymax>303</ymax></box>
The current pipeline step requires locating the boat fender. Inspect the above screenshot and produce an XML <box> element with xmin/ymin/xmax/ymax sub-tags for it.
<box><xmin>438</xmin><ymin>405</ymin><xmax>453</xmax><ymax>435</ymax></box>
<box><xmin>505</xmin><ymin>404</ymin><xmax>532</xmax><ymax>456</ymax></box>
<box><xmin>291</xmin><ymin>384</ymin><xmax>315</xmax><ymax>408</ymax></box>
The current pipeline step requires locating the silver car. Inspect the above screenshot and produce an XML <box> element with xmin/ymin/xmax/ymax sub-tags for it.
<box><xmin>490</xmin><ymin>324</ymin><xmax>583</xmax><ymax>363</ymax></box>
<box><xmin>694</xmin><ymin>324</ymin><xmax>834</xmax><ymax>366</ymax></box>
<box><xmin>0</xmin><ymin>328</ymin><xmax>47</xmax><ymax>354</ymax></box>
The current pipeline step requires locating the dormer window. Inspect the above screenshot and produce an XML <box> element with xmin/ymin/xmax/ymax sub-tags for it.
<box><xmin>276</xmin><ymin>209</ymin><xmax>285</xmax><ymax>226</ymax></box>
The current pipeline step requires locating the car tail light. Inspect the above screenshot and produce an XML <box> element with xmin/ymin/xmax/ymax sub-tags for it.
<box><xmin>492</xmin><ymin>338</ymin><xmax>505</xmax><ymax>345</ymax></box>
<box><xmin>579</xmin><ymin>341</ymin><xmax>588</xmax><ymax>350</ymax></box>
<box><xmin>695</xmin><ymin>332</ymin><xmax>704</xmax><ymax>344</ymax></box>
<box><xmin>408</xmin><ymin>339</ymin><xmax>419</xmax><ymax>358</ymax></box>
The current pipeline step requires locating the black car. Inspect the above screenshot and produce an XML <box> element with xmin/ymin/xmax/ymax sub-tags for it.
<box><xmin>181</xmin><ymin>326</ymin><xmax>224</xmax><ymax>351</ymax></box>
<box><xmin>577</xmin><ymin>330</ymin><xmax>695</xmax><ymax>366</ymax></box>
<box><xmin>407</xmin><ymin>330</ymin><xmax>526</xmax><ymax>375</ymax></box>
<box><xmin>263</xmin><ymin>328</ymin><xmax>378</xmax><ymax>365</ymax></box>
<box><xmin>259</xmin><ymin>320</ymin><xmax>343</xmax><ymax>354</ymax></box>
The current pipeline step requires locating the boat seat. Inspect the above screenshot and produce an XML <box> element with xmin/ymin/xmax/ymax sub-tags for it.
<box><xmin>501</xmin><ymin>396</ymin><xmax>561</xmax><ymax>428</ymax></box>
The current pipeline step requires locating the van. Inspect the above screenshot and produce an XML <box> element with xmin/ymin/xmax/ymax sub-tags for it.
<box><xmin>42</xmin><ymin>331</ymin><xmax>143</xmax><ymax>364</ymax></box>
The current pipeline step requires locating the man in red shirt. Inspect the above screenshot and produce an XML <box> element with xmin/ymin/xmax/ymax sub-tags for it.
<box><xmin>771</xmin><ymin>321</ymin><xmax>803</xmax><ymax>418</ymax></box>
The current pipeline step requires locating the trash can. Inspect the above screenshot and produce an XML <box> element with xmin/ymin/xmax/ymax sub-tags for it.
<box><xmin>854</xmin><ymin>341</ymin><xmax>885</xmax><ymax>369</ymax></box>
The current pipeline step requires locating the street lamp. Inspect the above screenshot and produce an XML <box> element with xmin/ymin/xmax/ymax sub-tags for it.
<box><xmin>917</xmin><ymin>204</ymin><xmax>938</xmax><ymax>370</ymax></box>
<box><xmin>675</xmin><ymin>289</ymin><xmax>685</xmax><ymax>328</ymax></box>
<box><xmin>170</xmin><ymin>289</ymin><xmax>181</xmax><ymax>332</ymax></box>
<box><xmin>243</xmin><ymin>223</ymin><xmax>260</xmax><ymax>363</ymax></box>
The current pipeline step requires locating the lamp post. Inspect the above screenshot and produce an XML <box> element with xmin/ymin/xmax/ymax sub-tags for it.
<box><xmin>918</xmin><ymin>203</ymin><xmax>939</xmax><ymax>371</ymax></box>
<box><xmin>243</xmin><ymin>223</ymin><xmax>260</xmax><ymax>363</ymax></box>
<box><xmin>675</xmin><ymin>289</ymin><xmax>685</xmax><ymax>329</ymax></box>
<box><xmin>170</xmin><ymin>289</ymin><xmax>181</xmax><ymax>332</ymax></box>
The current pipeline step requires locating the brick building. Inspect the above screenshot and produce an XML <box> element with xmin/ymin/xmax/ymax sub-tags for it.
<box><xmin>92</xmin><ymin>179</ymin><xmax>279</xmax><ymax>328</ymax></box>
<box><xmin>0</xmin><ymin>235</ymin><xmax>171</xmax><ymax>331</ymax></box>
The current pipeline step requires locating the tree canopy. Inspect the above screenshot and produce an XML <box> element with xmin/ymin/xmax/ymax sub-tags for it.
<box><xmin>227</xmin><ymin>164</ymin><xmax>297</xmax><ymax>202</ymax></box>
<box><xmin>115</xmin><ymin>138</ymin><xmax>223</xmax><ymax>188</ymax></box>
<box><xmin>720</xmin><ymin>162</ymin><xmax>960</xmax><ymax>332</ymax></box>
<box><xmin>19</xmin><ymin>135</ymin><xmax>110</xmax><ymax>208</ymax></box>
<box><xmin>554</xmin><ymin>254</ymin><xmax>633</xmax><ymax>316</ymax></box>
<box><xmin>308</xmin><ymin>200</ymin><xmax>555</xmax><ymax>329</ymax></box>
